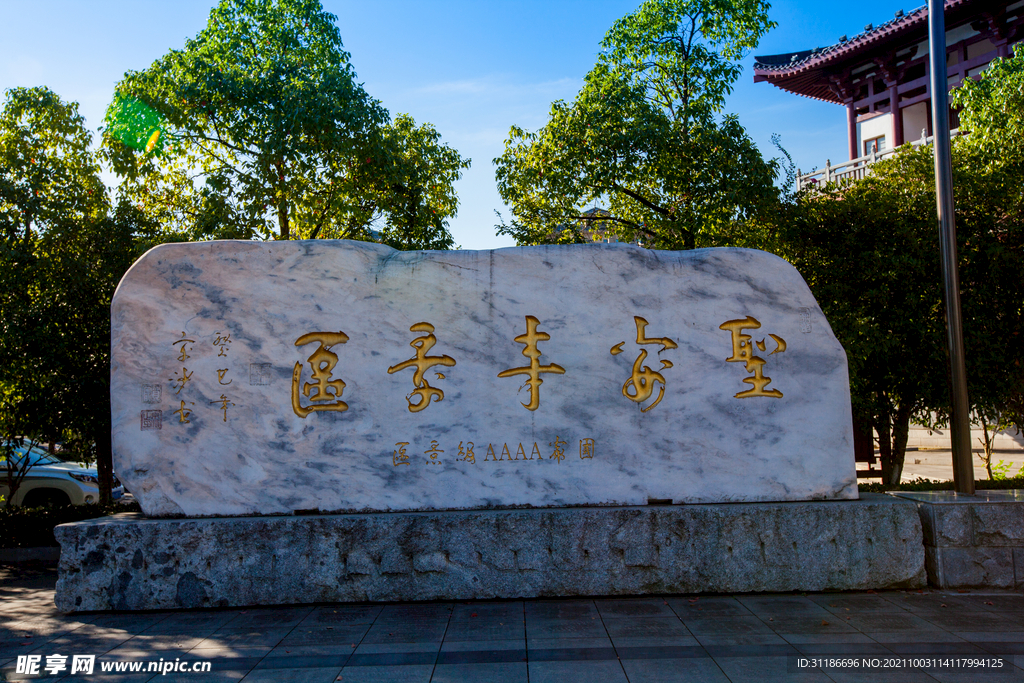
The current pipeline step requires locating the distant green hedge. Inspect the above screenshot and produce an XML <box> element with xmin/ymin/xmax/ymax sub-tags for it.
<box><xmin>859</xmin><ymin>476</ymin><xmax>1024</xmax><ymax>494</ymax></box>
<box><xmin>0</xmin><ymin>501</ymin><xmax>141</xmax><ymax>549</ymax></box>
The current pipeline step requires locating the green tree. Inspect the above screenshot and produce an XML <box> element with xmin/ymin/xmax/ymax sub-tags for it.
<box><xmin>773</xmin><ymin>143</ymin><xmax>1024</xmax><ymax>486</ymax></box>
<box><xmin>104</xmin><ymin>0</ymin><xmax>468</xmax><ymax>247</ymax></box>
<box><xmin>0</xmin><ymin>86</ymin><xmax>146</xmax><ymax>504</ymax></box>
<box><xmin>951</xmin><ymin>52</ymin><xmax>1024</xmax><ymax>168</ymax></box>
<box><xmin>494</xmin><ymin>0</ymin><xmax>779</xmax><ymax>249</ymax></box>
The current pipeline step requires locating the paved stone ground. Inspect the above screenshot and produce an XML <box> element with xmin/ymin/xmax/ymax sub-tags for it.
<box><xmin>3</xmin><ymin>564</ymin><xmax>1024</xmax><ymax>683</ymax></box>
<box><xmin>871</xmin><ymin>449</ymin><xmax>1024</xmax><ymax>483</ymax></box>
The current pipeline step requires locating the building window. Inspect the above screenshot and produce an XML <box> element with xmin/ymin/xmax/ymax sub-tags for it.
<box><xmin>864</xmin><ymin>136</ymin><xmax>885</xmax><ymax>155</ymax></box>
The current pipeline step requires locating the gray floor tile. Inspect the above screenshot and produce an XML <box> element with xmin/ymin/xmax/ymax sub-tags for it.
<box><xmin>297</xmin><ymin>606</ymin><xmax>382</xmax><ymax>628</ymax></box>
<box><xmin>926</xmin><ymin>665</ymin><xmax>1024</xmax><ymax>683</ymax></box>
<box><xmin>957</xmin><ymin>594</ymin><xmax>1024</xmax><ymax>613</ymax></box>
<box><xmin>114</xmin><ymin>633</ymin><xmax>208</xmax><ymax>650</ymax></box>
<box><xmin>921</xmin><ymin>612</ymin><xmax>1022</xmax><ymax>632</ymax></box>
<box><xmin>780</xmin><ymin>633</ymin><xmax>879</xmax><ymax>645</ymax></box>
<box><xmin>337</xmin><ymin>664</ymin><xmax>433</xmax><ymax>682</ymax></box>
<box><xmin>621</xmin><ymin>657</ymin><xmax>731</xmax><ymax>683</ymax></box>
<box><xmin>376</xmin><ymin>604</ymin><xmax>452</xmax><ymax>620</ymax></box>
<box><xmin>526</xmin><ymin>637</ymin><xmax>612</xmax><ymax>651</ymax></box>
<box><xmin>451</xmin><ymin>602</ymin><xmax>523</xmax><ymax>621</ymax></box>
<box><xmin>143</xmin><ymin>611</ymin><xmax>241</xmax><ymax>632</ymax></box>
<box><xmin>695</xmin><ymin>633</ymin><xmax>790</xmax><ymax>647</ymax></box>
<box><xmin>528</xmin><ymin>659</ymin><xmax>628</xmax><ymax>683</ymax></box>
<box><xmin>846</xmin><ymin>612</ymin><xmax>946</xmax><ymax>633</ymax></box>
<box><xmin>683</xmin><ymin>616</ymin><xmax>775</xmax><ymax>636</ymax></box>
<box><xmin>431</xmin><ymin>662</ymin><xmax>528</xmax><ymax>682</ymax></box>
<box><xmin>241</xmin><ymin>667</ymin><xmax>341</xmax><ymax>682</ymax></box>
<box><xmin>603</xmin><ymin>617</ymin><xmax>689</xmax><ymax>639</ymax></box>
<box><xmin>824</xmin><ymin>666</ymin><xmax>940</xmax><ymax>683</ymax></box>
<box><xmin>525</xmin><ymin>600</ymin><xmax>599</xmax><ymax>619</ymax></box>
<box><xmin>441</xmin><ymin>639</ymin><xmax>525</xmax><ymax>653</ymax></box>
<box><xmin>187</xmin><ymin>645</ymin><xmax>274</xmax><ymax>658</ymax></box>
<box><xmin>526</xmin><ymin>619</ymin><xmax>608</xmax><ymax>639</ymax></box>
<box><xmin>596</xmin><ymin>598</ymin><xmax>676</xmax><ymax>619</ymax></box>
<box><xmin>883</xmin><ymin>594</ymin><xmax>979</xmax><ymax>613</ymax></box>
<box><xmin>218</xmin><ymin>607</ymin><xmax>312</xmax><ymax>631</ymax></box>
<box><xmin>196</xmin><ymin>628</ymin><xmax>290</xmax><ymax>648</ymax></box>
<box><xmin>352</xmin><ymin>642</ymin><xmax>439</xmax><ymax>655</ymax></box>
<box><xmin>809</xmin><ymin>594</ymin><xmax>901</xmax><ymax>613</ymax></box>
<box><xmin>612</xmin><ymin>636</ymin><xmax>701</xmax><ymax>648</ymax></box>
<box><xmin>279</xmin><ymin>624</ymin><xmax>370</xmax><ymax>646</ymax></box>
<box><xmin>443</xmin><ymin>620</ymin><xmax>524</xmax><ymax>642</ymax></box>
<box><xmin>869</xmin><ymin>632</ymin><xmax>970</xmax><ymax>644</ymax></box>
<box><xmin>881</xmin><ymin>641</ymin><xmax>988</xmax><ymax>655</ymax></box>
<box><xmin>737</xmin><ymin>596</ymin><xmax>832</xmax><ymax>617</ymax></box>
<box><xmin>86</xmin><ymin>614</ymin><xmax>170</xmax><ymax>632</ymax></box>
<box><xmin>361</xmin><ymin>622</ymin><xmax>447</xmax><ymax>644</ymax></box>
<box><xmin>766</xmin><ymin>614</ymin><xmax>860</xmax><ymax>635</ymax></box>
<box><xmin>712</xmin><ymin>655</ymin><xmax>834</xmax><ymax>682</ymax></box>
<box><xmin>954</xmin><ymin>632</ymin><xmax>1024</xmax><ymax>642</ymax></box>
<box><xmin>668</xmin><ymin>597</ymin><xmax>753</xmax><ymax>619</ymax></box>
<box><xmin>788</xmin><ymin>641</ymin><xmax>891</xmax><ymax>656</ymax></box>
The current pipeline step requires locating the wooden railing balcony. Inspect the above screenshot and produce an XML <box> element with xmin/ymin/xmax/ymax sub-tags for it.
<box><xmin>796</xmin><ymin>129</ymin><xmax>962</xmax><ymax>191</ymax></box>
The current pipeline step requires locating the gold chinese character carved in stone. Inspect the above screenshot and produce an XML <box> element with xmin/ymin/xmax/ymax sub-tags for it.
<box><xmin>209</xmin><ymin>394</ymin><xmax>234</xmax><ymax>422</ymax></box>
<box><xmin>424</xmin><ymin>440</ymin><xmax>444</xmax><ymax>466</ymax></box>
<box><xmin>170</xmin><ymin>368</ymin><xmax>193</xmax><ymax>395</ymax></box>
<box><xmin>720</xmin><ymin>316</ymin><xmax>786</xmax><ymax>398</ymax></box>
<box><xmin>173</xmin><ymin>400</ymin><xmax>194</xmax><ymax>424</ymax></box>
<box><xmin>611</xmin><ymin>316</ymin><xmax>677</xmax><ymax>412</ymax></box>
<box><xmin>457</xmin><ymin>441</ymin><xmax>476</xmax><ymax>463</ymax></box>
<box><xmin>172</xmin><ymin>332</ymin><xmax>194</xmax><ymax>362</ymax></box>
<box><xmin>216</xmin><ymin>368</ymin><xmax>232</xmax><ymax>385</ymax></box>
<box><xmin>393</xmin><ymin>442</ymin><xmax>410</xmax><ymax>467</ymax></box>
<box><xmin>292</xmin><ymin>331</ymin><xmax>349</xmax><ymax>418</ymax></box>
<box><xmin>497</xmin><ymin>316</ymin><xmax>565</xmax><ymax>411</ymax></box>
<box><xmin>580</xmin><ymin>438</ymin><xmax>595</xmax><ymax>459</ymax></box>
<box><xmin>213</xmin><ymin>332</ymin><xmax>232</xmax><ymax>357</ymax></box>
<box><xmin>550</xmin><ymin>436</ymin><xmax>568</xmax><ymax>463</ymax></box>
<box><xmin>387</xmin><ymin>322</ymin><xmax>457</xmax><ymax>413</ymax></box>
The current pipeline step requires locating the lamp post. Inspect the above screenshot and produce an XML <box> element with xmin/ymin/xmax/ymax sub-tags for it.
<box><xmin>928</xmin><ymin>0</ymin><xmax>974</xmax><ymax>494</ymax></box>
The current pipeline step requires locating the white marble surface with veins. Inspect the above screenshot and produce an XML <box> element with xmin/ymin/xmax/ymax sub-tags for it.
<box><xmin>110</xmin><ymin>240</ymin><xmax>858</xmax><ymax>517</ymax></box>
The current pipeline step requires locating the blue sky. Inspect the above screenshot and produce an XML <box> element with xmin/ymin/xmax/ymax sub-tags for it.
<box><xmin>0</xmin><ymin>0</ymin><xmax>912</xmax><ymax>249</ymax></box>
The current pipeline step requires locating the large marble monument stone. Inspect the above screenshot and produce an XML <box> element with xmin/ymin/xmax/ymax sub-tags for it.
<box><xmin>111</xmin><ymin>241</ymin><xmax>857</xmax><ymax>517</ymax></box>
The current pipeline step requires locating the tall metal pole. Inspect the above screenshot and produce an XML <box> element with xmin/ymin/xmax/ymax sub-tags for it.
<box><xmin>928</xmin><ymin>0</ymin><xmax>974</xmax><ymax>495</ymax></box>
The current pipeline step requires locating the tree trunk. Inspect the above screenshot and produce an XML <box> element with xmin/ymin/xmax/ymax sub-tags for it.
<box><xmin>982</xmin><ymin>421</ymin><xmax>994</xmax><ymax>479</ymax></box>
<box><xmin>876</xmin><ymin>412</ymin><xmax>893</xmax><ymax>484</ymax></box>
<box><xmin>277</xmin><ymin>199</ymin><xmax>289</xmax><ymax>240</ymax></box>
<box><xmin>276</xmin><ymin>162</ymin><xmax>289</xmax><ymax>239</ymax></box>
<box><xmin>95</xmin><ymin>394</ymin><xmax>113</xmax><ymax>505</ymax></box>
<box><xmin>888</xmin><ymin>403</ymin><xmax>913</xmax><ymax>486</ymax></box>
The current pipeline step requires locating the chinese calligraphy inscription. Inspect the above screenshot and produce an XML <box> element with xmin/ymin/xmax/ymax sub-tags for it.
<box><xmin>292</xmin><ymin>332</ymin><xmax>349</xmax><ymax>417</ymax></box>
<box><xmin>720</xmin><ymin>316</ymin><xmax>786</xmax><ymax>398</ymax></box>
<box><xmin>498</xmin><ymin>316</ymin><xmax>565</xmax><ymax>411</ymax></box>
<box><xmin>612</xmin><ymin>316</ymin><xmax>677</xmax><ymax>412</ymax></box>
<box><xmin>387</xmin><ymin>322</ymin><xmax>456</xmax><ymax>412</ymax></box>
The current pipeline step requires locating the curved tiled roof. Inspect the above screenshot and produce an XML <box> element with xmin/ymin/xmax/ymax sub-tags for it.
<box><xmin>753</xmin><ymin>0</ymin><xmax>974</xmax><ymax>103</ymax></box>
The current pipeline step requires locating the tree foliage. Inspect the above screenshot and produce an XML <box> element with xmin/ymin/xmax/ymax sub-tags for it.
<box><xmin>494</xmin><ymin>0</ymin><xmax>779</xmax><ymax>249</ymax></box>
<box><xmin>104</xmin><ymin>0</ymin><xmax>468</xmax><ymax>247</ymax></box>
<box><xmin>951</xmin><ymin>52</ymin><xmax>1024</xmax><ymax>167</ymax></box>
<box><xmin>0</xmin><ymin>87</ymin><xmax>147</xmax><ymax>504</ymax></box>
<box><xmin>772</xmin><ymin>141</ymin><xmax>1024</xmax><ymax>485</ymax></box>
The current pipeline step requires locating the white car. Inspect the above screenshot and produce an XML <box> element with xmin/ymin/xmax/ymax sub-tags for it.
<box><xmin>0</xmin><ymin>444</ymin><xmax>124</xmax><ymax>507</ymax></box>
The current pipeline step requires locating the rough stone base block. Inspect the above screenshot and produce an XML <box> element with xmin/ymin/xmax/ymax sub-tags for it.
<box><xmin>55</xmin><ymin>494</ymin><xmax>924</xmax><ymax>612</ymax></box>
<box><xmin>892</xmin><ymin>490</ymin><xmax>1024</xmax><ymax>589</ymax></box>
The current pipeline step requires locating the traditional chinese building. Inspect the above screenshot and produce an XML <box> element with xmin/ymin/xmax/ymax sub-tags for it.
<box><xmin>753</xmin><ymin>0</ymin><xmax>1021</xmax><ymax>163</ymax></box>
<box><xmin>755</xmin><ymin>1</ymin><xmax>1024</xmax><ymax>469</ymax></box>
